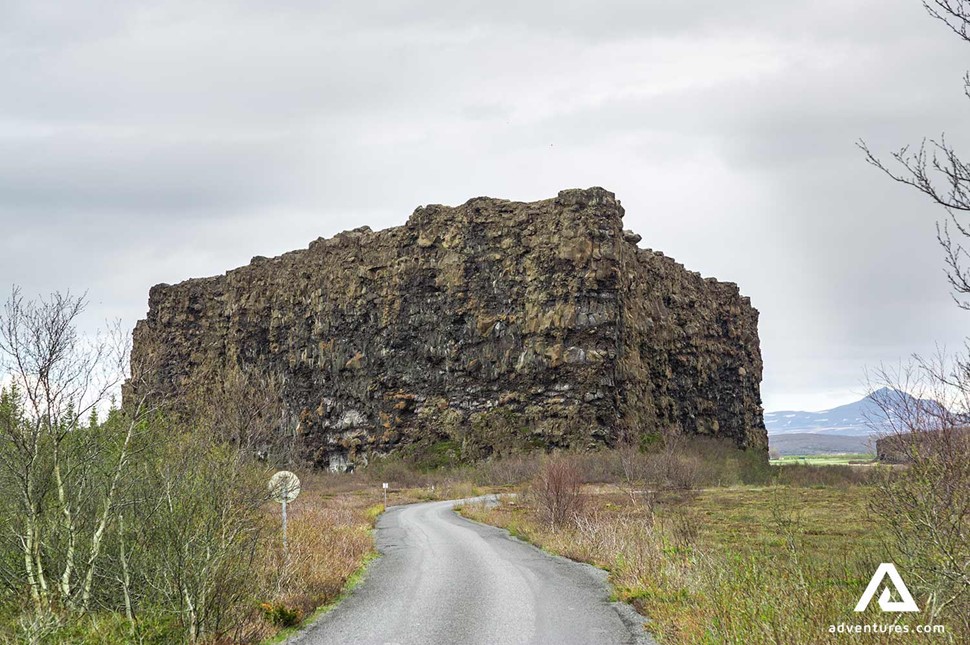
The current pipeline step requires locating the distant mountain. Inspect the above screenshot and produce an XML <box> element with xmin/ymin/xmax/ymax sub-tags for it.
<box><xmin>765</xmin><ymin>387</ymin><xmax>943</xmax><ymax>437</ymax></box>
<box><xmin>768</xmin><ymin>433</ymin><xmax>875</xmax><ymax>456</ymax></box>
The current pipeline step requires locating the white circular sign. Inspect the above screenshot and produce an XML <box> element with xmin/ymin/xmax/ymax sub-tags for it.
<box><xmin>269</xmin><ymin>471</ymin><xmax>301</xmax><ymax>503</ymax></box>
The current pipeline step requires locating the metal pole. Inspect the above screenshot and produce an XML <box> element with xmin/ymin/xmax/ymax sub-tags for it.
<box><xmin>383</xmin><ymin>486</ymin><xmax>387</xmax><ymax>508</ymax></box>
<box><xmin>282</xmin><ymin>498</ymin><xmax>288</xmax><ymax>551</ymax></box>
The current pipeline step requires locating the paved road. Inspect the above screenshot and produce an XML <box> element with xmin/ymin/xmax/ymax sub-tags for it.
<box><xmin>290</xmin><ymin>497</ymin><xmax>654</xmax><ymax>645</ymax></box>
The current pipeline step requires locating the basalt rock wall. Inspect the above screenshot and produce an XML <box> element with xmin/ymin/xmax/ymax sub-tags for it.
<box><xmin>130</xmin><ymin>188</ymin><xmax>766</xmax><ymax>469</ymax></box>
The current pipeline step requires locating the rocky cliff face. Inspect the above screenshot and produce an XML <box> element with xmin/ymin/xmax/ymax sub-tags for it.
<box><xmin>130</xmin><ymin>188</ymin><xmax>766</xmax><ymax>469</ymax></box>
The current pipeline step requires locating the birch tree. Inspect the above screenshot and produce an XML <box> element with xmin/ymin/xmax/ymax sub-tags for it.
<box><xmin>0</xmin><ymin>288</ymin><xmax>129</xmax><ymax>609</ymax></box>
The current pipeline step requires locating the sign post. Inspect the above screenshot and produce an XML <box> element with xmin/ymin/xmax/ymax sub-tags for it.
<box><xmin>269</xmin><ymin>471</ymin><xmax>302</xmax><ymax>552</ymax></box>
<box><xmin>383</xmin><ymin>482</ymin><xmax>388</xmax><ymax>508</ymax></box>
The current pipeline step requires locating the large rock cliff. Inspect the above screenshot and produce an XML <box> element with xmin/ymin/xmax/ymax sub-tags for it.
<box><xmin>130</xmin><ymin>188</ymin><xmax>766</xmax><ymax>469</ymax></box>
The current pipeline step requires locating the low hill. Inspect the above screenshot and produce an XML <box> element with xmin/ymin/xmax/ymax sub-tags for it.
<box><xmin>768</xmin><ymin>433</ymin><xmax>875</xmax><ymax>456</ymax></box>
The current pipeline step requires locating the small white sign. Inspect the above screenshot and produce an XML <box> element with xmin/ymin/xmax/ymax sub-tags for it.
<box><xmin>269</xmin><ymin>471</ymin><xmax>301</xmax><ymax>504</ymax></box>
<box><xmin>382</xmin><ymin>482</ymin><xmax>389</xmax><ymax>489</ymax></box>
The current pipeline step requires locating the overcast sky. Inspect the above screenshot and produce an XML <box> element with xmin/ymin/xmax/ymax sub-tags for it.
<box><xmin>1</xmin><ymin>0</ymin><xmax>968</xmax><ymax>412</ymax></box>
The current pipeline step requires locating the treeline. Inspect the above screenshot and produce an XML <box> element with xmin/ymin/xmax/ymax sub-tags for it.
<box><xmin>0</xmin><ymin>288</ymin><xmax>285</xmax><ymax>643</ymax></box>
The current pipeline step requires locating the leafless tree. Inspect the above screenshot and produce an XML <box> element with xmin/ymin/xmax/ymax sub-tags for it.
<box><xmin>530</xmin><ymin>457</ymin><xmax>586</xmax><ymax>529</ymax></box>
<box><xmin>860</xmin><ymin>5</ymin><xmax>970</xmax><ymax>630</ymax></box>
<box><xmin>183</xmin><ymin>361</ymin><xmax>293</xmax><ymax>465</ymax></box>
<box><xmin>860</xmin><ymin>2</ymin><xmax>970</xmax><ymax>310</ymax></box>
<box><xmin>866</xmin><ymin>359</ymin><xmax>970</xmax><ymax>630</ymax></box>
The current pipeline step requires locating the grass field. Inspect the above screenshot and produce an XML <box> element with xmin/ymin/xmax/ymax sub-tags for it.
<box><xmin>770</xmin><ymin>453</ymin><xmax>875</xmax><ymax>466</ymax></box>
<box><xmin>460</xmin><ymin>480</ymin><xmax>961</xmax><ymax>644</ymax></box>
<box><xmin>240</xmin><ymin>447</ymin><xmax>960</xmax><ymax>643</ymax></box>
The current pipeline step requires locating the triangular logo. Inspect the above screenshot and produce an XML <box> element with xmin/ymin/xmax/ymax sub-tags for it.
<box><xmin>854</xmin><ymin>563</ymin><xmax>920</xmax><ymax>613</ymax></box>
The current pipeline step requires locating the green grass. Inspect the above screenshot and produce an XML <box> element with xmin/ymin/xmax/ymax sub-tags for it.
<box><xmin>461</xmin><ymin>484</ymin><xmax>953</xmax><ymax>644</ymax></box>
<box><xmin>673</xmin><ymin>485</ymin><xmax>876</xmax><ymax>549</ymax></box>
<box><xmin>364</xmin><ymin>503</ymin><xmax>385</xmax><ymax>522</ymax></box>
<box><xmin>770</xmin><ymin>453</ymin><xmax>875</xmax><ymax>466</ymax></box>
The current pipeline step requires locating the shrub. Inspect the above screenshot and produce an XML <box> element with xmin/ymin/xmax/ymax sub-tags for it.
<box><xmin>260</xmin><ymin>602</ymin><xmax>301</xmax><ymax>627</ymax></box>
<box><xmin>529</xmin><ymin>457</ymin><xmax>586</xmax><ymax>529</ymax></box>
<box><xmin>472</xmin><ymin>454</ymin><xmax>540</xmax><ymax>486</ymax></box>
<box><xmin>870</xmin><ymin>428</ymin><xmax>970</xmax><ymax>631</ymax></box>
<box><xmin>663</xmin><ymin>453</ymin><xmax>702</xmax><ymax>491</ymax></box>
<box><xmin>563</xmin><ymin>450</ymin><xmax>625</xmax><ymax>484</ymax></box>
<box><xmin>363</xmin><ymin>456</ymin><xmax>432</xmax><ymax>488</ymax></box>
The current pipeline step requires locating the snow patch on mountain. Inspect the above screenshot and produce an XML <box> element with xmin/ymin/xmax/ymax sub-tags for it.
<box><xmin>765</xmin><ymin>388</ymin><xmax>942</xmax><ymax>436</ymax></box>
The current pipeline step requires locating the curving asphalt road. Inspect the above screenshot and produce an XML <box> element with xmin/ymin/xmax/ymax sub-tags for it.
<box><xmin>289</xmin><ymin>497</ymin><xmax>654</xmax><ymax>645</ymax></box>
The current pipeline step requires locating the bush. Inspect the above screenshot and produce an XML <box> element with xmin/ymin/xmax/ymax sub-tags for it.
<box><xmin>472</xmin><ymin>454</ymin><xmax>541</xmax><ymax>486</ymax></box>
<box><xmin>666</xmin><ymin>510</ymin><xmax>701</xmax><ymax>549</ymax></box>
<box><xmin>870</xmin><ymin>426</ymin><xmax>970</xmax><ymax>631</ymax></box>
<box><xmin>614</xmin><ymin>436</ymin><xmax>773</xmax><ymax>490</ymax></box>
<box><xmin>684</xmin><ymin>437</ymin><xmax>772</xmax><ymax>486</ymax></box>
<box><xmin>663</xmin><ymin>453</ymin><xmax>702</xmax><ymax>491</ymax></box>
<box><xmin>260</xmin><ymin>602</ymin><xmax>301</xmax><ymax>628</ymax></box>
<box><xmin>363</xmin><ymin>456</ymin><xmax>433</xmax><ymax>488</ymax></box>
<box><xmin>562</xmin><ymin>451</ymin><xmax>625</xmax><ymax>484</ymax></box>
<box><xmin>529</xmin><ymin>458</ymin><xmax>586</xmax><ymax>529</ymax></box>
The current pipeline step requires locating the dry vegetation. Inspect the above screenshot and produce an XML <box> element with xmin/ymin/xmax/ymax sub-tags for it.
<box><xmin>245</xmin><ymin>475</ymin><xmax>382</xmax><ymax>643</ymax></box>
<box><xmin>460</xmin><ymin>448</ymin><xmax>968</xmax><ymax>644</ymax></box>
<box><xmin>2</xmin><ymin>289</ymin><xmax>965</xmax><ymax>644</ymax></box>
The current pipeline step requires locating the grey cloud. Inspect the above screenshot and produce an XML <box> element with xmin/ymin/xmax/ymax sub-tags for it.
<box><xmin>1</xmin><ymin>0</ymin><xmax>967</xmax><ymax>411</ymax></box>
<box><xmin>0</xmin><ymin>132</ymin><xmax>311</xmax><ymax>213</ymax></box>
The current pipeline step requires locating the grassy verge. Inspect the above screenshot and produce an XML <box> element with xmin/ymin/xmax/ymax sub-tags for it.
<box><xmin>259</xmin><ymin>550</ymin><xmax>379</xmax><ymax>644</ymax></box>
<box><xmin>245</xmin><ymin>475</ymin><xmax>384</xmax><ymax>643</ymax></box>
<box><xmin>460</xmin><ymin>481</ymin><xmax>959</xmax><ymax>644</ymax></box>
